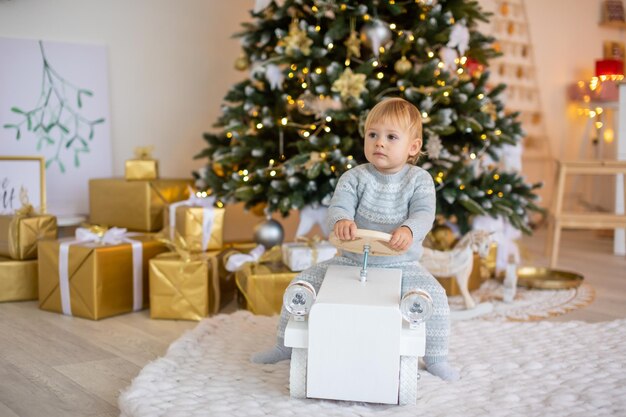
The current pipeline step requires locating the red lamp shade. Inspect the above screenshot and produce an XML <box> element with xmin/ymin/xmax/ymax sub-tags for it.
<box><xmin>595</xmin><ymin>59</ymin><xmax>624</xmax><ymax>77</ymax></box>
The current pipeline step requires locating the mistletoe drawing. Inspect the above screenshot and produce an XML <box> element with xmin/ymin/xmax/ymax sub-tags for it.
<box><xmin>3</xmin><ymin>41</ymin><xmax>105</xmax><ymax>173</ymax></box>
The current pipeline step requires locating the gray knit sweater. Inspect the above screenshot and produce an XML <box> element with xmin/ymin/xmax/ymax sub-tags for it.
<box><xmin>326</xmin><ymin>163</ymin><xmax>436</xmax><ymax>265</ymax></box>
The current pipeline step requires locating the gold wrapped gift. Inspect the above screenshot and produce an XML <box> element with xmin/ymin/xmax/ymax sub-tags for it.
<box><xmin>149</xmin><ymin>251</ymin><xmax>221</xmax><ymax>321</ymax></box>
<box><xmin>235</xmin><ymin>247</ymin><xmax>297</xmax><ymax>316</ymax></box>
<box><xmin>89</xmin><ymin>178</ymin><xmax>193</xmax><ymax>232</ymax></box>
<box><xmin>0</xmin><ymin>213</ymin><xmax>57</xmax><ymax>260</ymax></box>
<box><xmin>164</xmin><ymin>202</ymin><xmax>225</xmax><ymax>252</ymax></box>
<box><xmin>125</xmin><ymin>146</ymin><xmax>159</xmax><ymax>180</ymax></box>
<box><xmin>125</xmin><ymin>159</ymin><xmax>159</xmax><ymax>181</ymax></box>
<box><xmin>38</xmin><ymin>231</ymin><xmax>168</xmax><ymax>320</ymax></box>
<box><xmin>0</xmin><ymin>257</ymin><xmax>38</xmax><ymax>302</ymax></box>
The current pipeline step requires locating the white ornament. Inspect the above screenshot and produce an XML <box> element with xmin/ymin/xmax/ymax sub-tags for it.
<box><xmin>425</xmin><ymin>135</ymin><xmax>443</xmax><ymax>160</ymax></box>
<box><xmin>360</xmin><ymin>19</ymin><xmax>392</xmax><ymax>57</ymax></box>
<box><xmin>265</xmin><ymin>63</ymin><xmax>285</xmax><ymax>90</ymax></box>
<box><xmin>447</xmin><ymin>22</ymin><xmax>470</xmax><ymax>55</ymax></box>
<box><xmin>254</xmin><ymin>0</ymin><xmax>285</xmax><ymax>13</ymax></box>
<box><xmin>439</xmin><ymin>47</ymin><xmax>458</xmax><ymax>72</ymax></box>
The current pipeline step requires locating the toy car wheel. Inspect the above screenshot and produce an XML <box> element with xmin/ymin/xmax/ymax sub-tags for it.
<box><xmin>398</xmin><ymin>356</ymin><xmax>418</xmax><ymax>405</ymax></box>
<box><xmin>290</xmin><ymin>348</ymin><xmax>307</xmax><ymax>398</ymax></box>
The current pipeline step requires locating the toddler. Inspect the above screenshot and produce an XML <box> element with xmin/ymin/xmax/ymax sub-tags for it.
<box><xmin>252</xmin><ymin>97</ymin><xmax>459</xmax><ymax>381</ymax></box>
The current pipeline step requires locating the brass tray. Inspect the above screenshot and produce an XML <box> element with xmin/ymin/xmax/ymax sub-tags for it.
<box><xmin>517</xmin><ymin>266</ymin><xmax>584</xmax><ymax>290</ymax></box>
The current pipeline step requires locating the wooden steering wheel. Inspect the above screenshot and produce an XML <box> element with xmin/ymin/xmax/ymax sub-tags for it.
<box><xmin>328</xmin><ymin>229</ymin><xmax>408</xmax><ymax>256</ymax></box>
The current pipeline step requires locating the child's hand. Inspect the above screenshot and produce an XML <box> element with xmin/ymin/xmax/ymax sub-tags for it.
<box><xmin>334</xmin><ymin>219</ymin><xmax>357</xmax><ymax>241</ymax></box>
<box><xmin>389</xmin><ymin>226</ymin><xmax>413</xmax><ymax>251</ymax></box>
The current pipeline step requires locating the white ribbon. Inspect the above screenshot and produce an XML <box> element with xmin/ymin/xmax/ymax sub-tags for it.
<box><xmin>169</xmin><ymin>190</ymin><xmax>216</xmax><ymax>251</ymax></box>
<box><xmin>225</xmin><ymin>244</ymin><xmax>266</xmax><ymax>272</ymax></box>
<box><xmin>295</xmin><ymin>205</ymin><xmax>330</xmax><ymax>238</ymax></box>
<box><xmin>58</xmin><ymin>227</ymin><xmax>143</xmax><ymax>316</ymax></box>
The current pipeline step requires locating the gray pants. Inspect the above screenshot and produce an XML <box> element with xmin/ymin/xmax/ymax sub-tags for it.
<box><xmin>277</xmin><ymin>256</ymin><xmax>451</xmax><ymax>364</ymax></box>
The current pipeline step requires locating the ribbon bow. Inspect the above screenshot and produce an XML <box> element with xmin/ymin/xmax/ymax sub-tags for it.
<box><xmin>14</xmin><ymin>186</ymin><xmax>36</xmax><ymax>216</ymax></box>
<box><xmin>134</xmin><ymin>145</ymin><xmax>154</xmax><ymax>160</ymax></box>
<box><xmin>75</xmin><ymin>226</ymin><xmax>129</xmax><ymax>245</ymax></box>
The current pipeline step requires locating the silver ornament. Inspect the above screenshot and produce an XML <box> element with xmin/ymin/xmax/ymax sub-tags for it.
<box><xmin>360</xmin><ymin>20</ymin><xmax>392</xmax><ymax>56</ymax></box>
<box><xmin>254</xmin><ymin>218</ymin><xmax>285</xmax><ymax>248</ymax></box>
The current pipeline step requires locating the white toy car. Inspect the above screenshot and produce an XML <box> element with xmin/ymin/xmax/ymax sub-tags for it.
<box><xmin>283</xmin><ymin>229</ymin><xmax>433</xmax><ymax>405</ymax></box>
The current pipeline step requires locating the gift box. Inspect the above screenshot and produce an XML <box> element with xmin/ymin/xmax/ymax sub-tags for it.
<box><xmin>38</xmin><ymin>229</ymin><xmax>168</xmax><ymax>320</ymax></box>
<box><xmin>89</xmin><ymin>178</ymin><xmax>193</xmax><ymax>232</ymax></box>
<box><xmin>125</xmin><ymin>146</ymin><xmax>159</xmax><ymax>180</ymax></box>
<box><xmin>235</xmin><ymin>250</ymin><xmax>297</xmax><ymax>316</ymax></box>
<box><xmin>0</xmin><ymin>213</ymin><xmax>57</xmax><ymax>260</ymax></box>
<box><xmin>164</xmin><ymin>197</ymin><xmax>225</xmax><ymax>252</ymax></box>
<box><xmin>281</xmin><ymin>240</ymin><xmax>337</xmax><ymax>271</ymax></box>
<box><xmin>149</xmin><ymin>251</ymin><xmax>221</xmax><ymax>321</ymax></box>
<box><xmin>125</xmin><ymin>159</ymin><xmax>159</xmax><ymax>181</ymax></box>
<box><xmin>0</xmin><ymin>257</ymin><xmax>38</xmax><ymax>302</ymax></box>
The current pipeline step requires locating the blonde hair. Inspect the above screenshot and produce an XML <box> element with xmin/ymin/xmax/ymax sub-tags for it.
<box><xmin>363</xmin><ymin>97</ymin><xmax>423</xmax><ymax>164</ymax></box>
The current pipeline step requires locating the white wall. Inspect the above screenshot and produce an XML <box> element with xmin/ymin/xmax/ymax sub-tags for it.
<box><xmin>526</xmin><ymin>0</ymin><xmax>625</xmax><ymax>160</ymax></box>
<box><xmin>0</xmin><ymin>0</ymin><xmax>251</xmax><ymax>178</ymax></box>
<box><xmin>0</xmin><ymin>0</ymin><xmax>619</xmax><ymax>197</ymax></box>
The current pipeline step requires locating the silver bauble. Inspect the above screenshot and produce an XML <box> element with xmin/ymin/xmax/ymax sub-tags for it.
<box><xmin>254</xmin><ymin>218</ymin><xmax>285</xmax><ymax>248</ymax></box>
<box><xmin>296</xmin><ymin>90</ymin><xmax>317</xmax><ymax>116</ymax></box>
<box><xmin>360</xmin><ymin>20</ymin><xmax>392</xmax><ymax>55</ymax></box>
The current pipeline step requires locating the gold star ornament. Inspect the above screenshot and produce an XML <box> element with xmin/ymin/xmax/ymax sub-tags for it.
<box><xmin>284</xmin><ymin>20</ymin><xmax>313</xmax><ymax>56</ymax></box>
<box><xmin>331</xmin><ymin>68</ymin><xmax>367</xmax><ymax>100</ymax></box>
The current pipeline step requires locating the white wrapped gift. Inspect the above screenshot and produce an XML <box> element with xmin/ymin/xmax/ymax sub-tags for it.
<box><xmin>281</xmin><ymin>239</ymin><xmax>337</xmax><ymax>272</ymax></box>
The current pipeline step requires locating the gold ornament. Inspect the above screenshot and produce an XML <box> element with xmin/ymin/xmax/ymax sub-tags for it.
<box><xmin>331</xmin><ymin>68</ymin><xmax>367</xmax><ymax>100</ymax></box>
<box><xmin>344</xmin><ymin>31</ymin><xmax>361</xmax><ymax>59</ymax></box>
<box><xmin>284</xmin><ymin>20</ymin><xmax>313</xmax><ymax>56</ymax></box>
<box><xmin>426</xmin><ymin>224</ymin><xmax>457</xmax><ymax>251</ymax></box>
<box><xmin>234</xmin><ymin>54</ymin><xmax>249</xmax><ymax>71</ymax></box>
<box><xmin>394</xmin><ymin>56</ymin><xmax>412</xmax><ymax>74</ymax></box>
<box><xmin>480</xmin><ymin>102</ymin><xmax>497</xmax><ymax>120</ymax></box>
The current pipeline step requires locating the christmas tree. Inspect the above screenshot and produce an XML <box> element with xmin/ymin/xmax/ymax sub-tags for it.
<box><xmin>194</xmin><ymin>0</ymin><xmax>542</xmax><ymax>234</ymax></box>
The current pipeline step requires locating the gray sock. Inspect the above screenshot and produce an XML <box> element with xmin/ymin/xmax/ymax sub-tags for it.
<box><xmin>251</xmin><ymin>338</ymin><xmax>292</xmax><ymax>364</ymax></box>
<box><xmin>425</xmin><ymin>361</ymin><xmax>460</xmax><ymax>381</ymax></box>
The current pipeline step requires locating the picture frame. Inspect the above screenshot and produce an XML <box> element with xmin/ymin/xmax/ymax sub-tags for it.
<box><xmin>603</xmin><ymin>40</ymin><xmax>625</xmax><ymax>60</ymax></box>
<box><xmin>0</xmin><ymin>156</ymin><xmax>46</xmax><ymax>215</ymax></box>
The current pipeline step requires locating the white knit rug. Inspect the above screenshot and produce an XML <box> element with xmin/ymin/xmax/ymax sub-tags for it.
<box><xmin>119</xmin><ymin>311</ymin><xmax>626</xmax><ymax>417</ymax></box>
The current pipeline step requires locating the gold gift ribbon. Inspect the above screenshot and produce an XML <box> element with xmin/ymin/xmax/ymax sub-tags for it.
<box><xmin>134</xmin><ymin>145</ymin><xmax>154</xmax><ymax>160</ymax></box>
<box><xmin>295</xmin><ymin>235</ymin><xmax>322</xmax><ymax>264</ymax></box>
<box><xmin>3</xmin><ymin>188</ymin><xmax>56</xmax><ymax>260</ymax></box>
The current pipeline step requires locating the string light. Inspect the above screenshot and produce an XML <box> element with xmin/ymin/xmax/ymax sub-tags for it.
<box><xmin>303</xmin><ymin>131</ymin><xmax>310</xmax><ymax>138</ymax></box>
<box><xmin>325</xmin><ymin>116</ymin><xmax>332</xmax><ymax>122</ymax></box>
<box><xmin>281</xmin><ymin>117</ymin><xmax>288</xmax><ymax>125</ymax></box>
<box><xmin>377</xmin><ymin>72</ymin><xmax>384</xmax><ymax>79</ymax></box>
<box><xmin>372</xmin><ymin>60</ymin><xmax>379</xmax><ymax>67</ymax></box>
<box><xmin>390</xmin><ymin>23</ymin><xmax>397</xmax><ymax>30</ymax></box>
<box><xmin>270</xmin><ymin>170</ymin><xmax>277</xmax><ymax>177</ymax></box>
<box><xmin>477</xmin><ymin>93</ymin><xmax>484</xmax><ymax>99</ymax></box>
<box><xmin>256</xmin><ymin>123</ymin><xmax>263</xmax><ymax>129</ymax></box>
<box><xmin>315</xmin><ymin>67</ymin><xmax>323</xmax><ymax>74</ymax></box>
<box><xmin>302</xmin><ymin>68</ymin><xmax>309</xmax><ymax>74</ymax></box>
<box><xmin>302</xmin><ymin>82</ymin><xmax>308</xmax><ymax>88</ymax></box>
<box><xmin>216</xmin><ymin>201</ymin><xmax>224</xmax><ymax>208</ymax></box>
<box><xmin>487</xmin><ymin>189</ymin><xmax>493</xmax><ymax>195</ymax></box>
<box><xmin>327</xmin><ymin>42</ymin><xmax>334</xmax><ymax>50</ymax></box>
<box><xmin>226</xmin><ymin>132</ymin><xmax>233</xmax><ymax>138</ymax></box>
<box><xmin>493</xmin><ymin>174</ymin><xmax>500</xmax><ymax>180</ymax></box>
<box><xmin>470</xmin><ymin>153</ymin><xmax>476</xmax><ymax>159</ymax></box>
<box><xmin>427</xmin><ymin>51</ymin><xmax>434</xmax><ymax>58</ymax></box>
<box><xmin>497</xmin><ymin>192</ymin><xmax>504</xmax><ymax>198</ymax></box>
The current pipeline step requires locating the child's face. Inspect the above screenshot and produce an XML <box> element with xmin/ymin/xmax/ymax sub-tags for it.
<box><xmin>364</xmin><ymin>121</ymin><xmax>421</xmax><ymax>174</ymax></box>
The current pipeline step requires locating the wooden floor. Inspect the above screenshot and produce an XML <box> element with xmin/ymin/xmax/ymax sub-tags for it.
<box><xmin>0</xmin><ymin>228</ymin><xmax>625</xmax><ymax>417</ymax></box>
